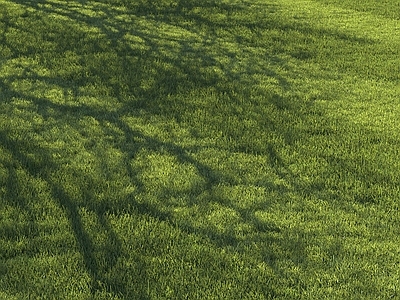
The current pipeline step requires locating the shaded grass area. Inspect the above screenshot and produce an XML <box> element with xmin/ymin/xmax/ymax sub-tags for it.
<box><xmin>0</xmin><ymin>0</ymin><xmax>399</xmax><ymax>298</ymax></box>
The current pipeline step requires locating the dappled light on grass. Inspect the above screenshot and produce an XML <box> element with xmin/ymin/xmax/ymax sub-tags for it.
<box><xmin>1</xmin><ymin>0</ymin><xmax>400</xmax><ymax>298</ymax></box>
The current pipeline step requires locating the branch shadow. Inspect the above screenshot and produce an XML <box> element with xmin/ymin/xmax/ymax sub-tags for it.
<box><xmin>1</xmin><ymin>0</ymin><xmax>381</xmax><ymax>298</ymax></box>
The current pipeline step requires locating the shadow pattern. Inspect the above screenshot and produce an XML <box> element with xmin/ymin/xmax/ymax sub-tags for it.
<box><xmin>0</xmin><ymin>0</ymin><xmax>385</xmax><ymax>298</ymax></box>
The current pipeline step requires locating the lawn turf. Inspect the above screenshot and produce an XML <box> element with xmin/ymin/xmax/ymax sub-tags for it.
<box><xmin>0</xmin><ymin>0</ymin><xmax>399</xmax><ymax>299</ymax></box>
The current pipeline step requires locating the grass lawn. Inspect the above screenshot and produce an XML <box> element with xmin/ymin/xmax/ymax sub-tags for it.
<box><xmin>0</xmin><ymin>0</ymin><xmax>399</xmax><ymax>298</ymax></box>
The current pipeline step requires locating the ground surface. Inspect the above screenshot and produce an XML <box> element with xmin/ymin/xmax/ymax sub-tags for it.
<box><xmin>0</xmin><ymin>0</ymin><xmax>399</xmax><ymax>299</ymax></box>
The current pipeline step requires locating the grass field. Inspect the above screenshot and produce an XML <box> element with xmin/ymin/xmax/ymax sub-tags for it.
<box><xmin>0</xmin><ymin>0</ymin><xmax>399</xmax><ymax>298</ymax></box>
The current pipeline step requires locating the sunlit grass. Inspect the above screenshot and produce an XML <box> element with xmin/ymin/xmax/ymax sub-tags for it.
<box><xmin>0</xmin><ymin>0</ymin><xmax>399</xmax><ymax>298</ymax></box>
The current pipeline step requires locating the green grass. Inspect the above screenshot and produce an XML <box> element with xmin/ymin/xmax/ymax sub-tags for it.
<box><xmin>0</xmin><ymin>0</ymin><xmax>399</xmax><ymax>298</ymax></box>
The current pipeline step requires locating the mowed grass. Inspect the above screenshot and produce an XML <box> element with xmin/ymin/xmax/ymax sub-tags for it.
<box><xmin>0</xmin><ymin>0</ymin><xmax>399</xmax><ymax>298</ymax></box>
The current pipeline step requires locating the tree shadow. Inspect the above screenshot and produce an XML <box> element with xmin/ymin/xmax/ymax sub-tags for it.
<box><xmin>1</xmin><ymin>0</ymin><xmax>381</xmax><ymax>298</ymax></box>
